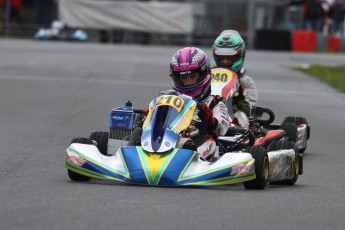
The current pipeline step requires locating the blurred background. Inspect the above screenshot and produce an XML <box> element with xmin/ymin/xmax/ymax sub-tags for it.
<box><xmin>1</xmin><ymin>0</ymin><xmax>345</xmax><ymax>52</ymax></box>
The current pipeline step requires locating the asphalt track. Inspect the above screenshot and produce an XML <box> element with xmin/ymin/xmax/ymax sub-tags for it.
<box><xmin>0</xmin><ymin>39</ymin><xmax>345</xmax><ymax>230</ymax></box>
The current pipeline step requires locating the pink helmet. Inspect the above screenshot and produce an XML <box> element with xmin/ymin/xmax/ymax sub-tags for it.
<box><xmin>170</xmin><ymin>47</ymin><xmax>211</xmax><ymax>100</ymax></box>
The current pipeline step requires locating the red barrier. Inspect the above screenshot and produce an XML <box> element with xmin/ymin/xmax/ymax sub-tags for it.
<box><xmin>291</xmin><ymin>30</ymin><xmax>317</xmax><ymax>52</ymax></box>
<box><xmin>327</xmin><ymin>35</ymin><xmax>340</xmax><ymax>52</ymax></box>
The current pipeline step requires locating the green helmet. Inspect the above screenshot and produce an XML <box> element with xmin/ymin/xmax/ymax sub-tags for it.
<box><xmin>212</xmin><ymin>30</ymin><xmax>246</xmax><ymax>73</ymax></box>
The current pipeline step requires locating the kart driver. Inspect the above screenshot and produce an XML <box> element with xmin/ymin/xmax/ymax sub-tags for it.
<box><xmin>169</xmin><ymin>47</ymin><xmax>232</xmax><ymax>161</ymax></box>
<box><xmin>212</xmin><ymin>30</ymin><xmax>258</xmax><ymax>128</ymax></box>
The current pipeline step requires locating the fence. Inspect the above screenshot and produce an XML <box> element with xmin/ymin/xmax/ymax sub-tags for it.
<box><xmin>1</xmin><ymin>0</ymin><xmax>344</xmax><ymax>51</ymax></box>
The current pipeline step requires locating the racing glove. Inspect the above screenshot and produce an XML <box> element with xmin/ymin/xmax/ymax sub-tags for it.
<box><xmin>233</xmin><ymin>94</ymin><xmax>251</xmax><ymax>117</ymax></box>
<box><xmin>198</xmin><ymin>102</ymin><xmax>218</xmax><ymax>130</ymax></box>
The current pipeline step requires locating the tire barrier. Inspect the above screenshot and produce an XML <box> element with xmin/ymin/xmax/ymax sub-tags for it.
<box><xmin>254</xmin><ymin>29</ymin><xmax>345</xmax><ymax>53</ymax></box>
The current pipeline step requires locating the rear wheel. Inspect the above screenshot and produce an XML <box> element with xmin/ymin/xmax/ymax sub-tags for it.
<box><xmin>280</xmin><ymin>122</ymin><xmax>297</xmax><ymax>142</ymax></box>
<box><xmin>282</xmin><ymin>116</ymin><xmax>307</xmax><ymax>126</ymax></box>
<box><xmin>243</xmin><ymin>146</ymin><xmax>269</xmax><ymax>189</ymax></box>
<box><xmin>67</xmin><ymin>137</ymin><xmax>92</xmax><ymax>181</ymax></box>
<box><xmin>282</xmin><ymin>116</ymin><xmax>309</xmax><ymax>153</ymax></box>
<box><xmin>89</xmin><ymin>132</ymin><xmax>109</xmax><ymax>156</ymax></box>
<box><xmin>70</xmin><ymin>137</ymin><xmax>94</xmax><ymax>145</ymax></box>
<box><xmin>268</xmin><ymin>140</ymin><xmax>299</xmax><ymax>185</ymax></box>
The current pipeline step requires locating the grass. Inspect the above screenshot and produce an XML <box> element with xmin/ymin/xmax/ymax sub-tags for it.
<box><xmin>295</xmin><ymin>65</ymin><xmax>345</xmax><ymax>93</ymax></box>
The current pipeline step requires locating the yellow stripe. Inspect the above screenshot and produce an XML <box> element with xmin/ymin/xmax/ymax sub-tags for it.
<box><xmin>137</xmin><ymin>147</ymin><xmax>178</xmax><ymax>185</ymax></box>
<box><xmin>65</xmin><ymin>161</ymin><xmax>125</xmax><ymax>182</ymax></box>
<box><xmin>183</xmin><ymin>173</ymin><xmax>256</xmax><ymax>186</ymax></box>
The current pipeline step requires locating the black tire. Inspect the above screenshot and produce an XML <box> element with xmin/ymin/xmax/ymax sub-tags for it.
<box><xmin>269</xmin><ymin>140</ymin><xmax>299</xmax><ymax>186</ymax></box>
<box><xmin>243</xmin><ymin>146</ymin><xmax>269</xmax><ymax>189</ymax></box>
<box><xmin>67</xmin><ymin>137</ymin><xmax>93</xmax><ymax>181</ymax></box>
<box><xmin>128</xmin><ymin>127</ymin><xmax>142</xmax><ymax>146</ymax></box>
<box><xmin>267</xmin><ymin>140</ymin><xmax>283</xmax><ymax>152</ymax></box>
<box><xmin>282</xmin><ymin>116</ymin><xmax>307</xmax><ymax>126</ymax></box>
<box><xmin>67</xmin><ymin>169</ymin><xmax>91</xmax><ymax>181</ymax></box>
<box><xmin>282</xmin><ymin>116</ymin><xmax>309</xmax><ymax>153</ymax></box>
<box><xmin>70</xmin><ymin>137</ymin><xmax>94</xmax><ymax>145</ymax></box>
<box><xmin>89</xmin><ymin>132</ymin><xmax>109</xmax><ymax>156</ymax></box>
<box><xmin>280</xmin><ymin>122</ymin><xmax>297</xmax><ymax>142</ymax></box>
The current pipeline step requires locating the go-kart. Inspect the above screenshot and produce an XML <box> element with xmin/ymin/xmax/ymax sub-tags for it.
<box><xmin>66</xmin><ymin>92</ymin><xmax>264</xmax><ymax>187</ymax></box>
<box><xmin>211</xmin><ymin>67</ymin><xmax>305</xmax><ymax>183</ymax></box>
<box><xmin>248</xmin><ymin>106</ymin><xmax>310</xmax><ymax>155</ymax></box>
<box><xmin>65</xmin><ymin>70</ymin><xmax>301</xmax><ymax>188</ymax></box>
<box><xmin>211</xmin><ymin>67</ymin><xmax>310</xmax><ymax>154</ymax></box>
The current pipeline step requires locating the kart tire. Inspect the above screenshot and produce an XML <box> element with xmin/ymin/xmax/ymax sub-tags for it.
<box><xmin>243</xmin><ymin>146</ymin><xmax>269</xmax><ymax>190</ymax></box>
<box><xmin>128</xmin><ymin>127</ymin><xmax>142</xmax><ymax>146</ymax></box>
<box><xmin>280</xmin><ymin>122</ymin><xmax>297</xmax><ymax>142</ymax></box>
<box><xmin>68</xmin><ymin>137</ymin><xmax>92</xmax><ymax>181</ymax></box>
<box><xmin>70</xmin><ymin>137</ymin><xmax>94</xmax><ymax>145</ymax></box>
<box><xmin>89</xmin><ymin>132</ymin><xmax>109</xmax><ymax>156</ymax></box>
<box><xmin>282</xmin><ymin>116</ymin><xmax>307</xmax><ymax>126</ymax></box>
<box><xmin>268</xmin><ymin>140</ymin><xmax>299</xmax><ymax>186</ymax></box>
<box><xmin>68</xmin><ymin>169</ymin><xmax>91</xmax><ymax>182</ymax></box>
<box><xmin>282</xmin><ymin>116</ymin><xmax>309</xmax><ymax>153</ymax></box>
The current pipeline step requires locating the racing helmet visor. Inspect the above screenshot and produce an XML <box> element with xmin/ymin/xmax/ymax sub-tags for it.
<box><xmin>214</xmin><ymin>49</ymin><xmax>242</xmax><ymax>66</ymax></box>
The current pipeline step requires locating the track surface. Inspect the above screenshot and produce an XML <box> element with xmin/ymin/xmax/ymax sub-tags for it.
<box><xmin>1</xmin><ymin>39</ymin><xmax>345</xmax><ymax>230</ymax></box>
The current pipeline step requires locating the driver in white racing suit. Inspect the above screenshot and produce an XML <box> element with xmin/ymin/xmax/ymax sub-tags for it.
<box><xmin>169</xmin><ymin>47</ymin><xmax>231</xmax><ymax>160</ymax></box>
<box><xmin>212</xmin><ymin>30</ymin><xmax>258</xmax><ymax>128</ymax></box>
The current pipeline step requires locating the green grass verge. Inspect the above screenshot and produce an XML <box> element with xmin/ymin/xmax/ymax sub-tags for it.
<box><xmin>295</xmin><ymin>65</ymin><xmax>345</xmax><ymax>93</ymax></box>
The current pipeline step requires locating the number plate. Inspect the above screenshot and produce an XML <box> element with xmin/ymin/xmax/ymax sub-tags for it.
<box><xmin>153</xmin><ymin>95</ymin><xmax>185</xmax><ymax>112</ymax></box>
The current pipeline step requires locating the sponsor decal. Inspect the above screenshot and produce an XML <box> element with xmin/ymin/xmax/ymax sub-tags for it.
<box><xmin>180</xmin><ymin>70</ymin><xmax>192</xmax><ymax>75</ymax></box>
<box><xmin>114</xmin><ymin>123</ymin><xmax>127</xmax><ymax>127</ymax></box>
<box><xmin>272</xmin><ymin>159</ymin><xmax>283</xmax><ymax>177</ymax></box>
<box><xmin>67</xmin><ymin>155</ymin><xmax>86</xmax><ymax>166</ymax></box>
<box><xmin>112</xmin><ymin>116</ymin><xmax>124</xmax><ymax>120</ymax></box>
<box><xmin>144</xmin><ymin>142</ymin><xmax>148</xmax><ymax>147</ymax></box>
<box><xmin>165</xmin><ymin>142</ymin><xmax>170</xmax><ymax>147</ymax></box>
<box><xmin>230</xmin><ymin>163</ymin><xmax>253</xmax><ymax>175</ymax></box>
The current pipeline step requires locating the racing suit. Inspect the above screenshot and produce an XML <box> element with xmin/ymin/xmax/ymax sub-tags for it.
<box><xmin>187</xmin><ymin>95</ymin><xmax>231</xmax><ymax>160</ymax></box>
<box><xmin>237</xmin><ymin>68</ymin><xmax>258</xmax><ymax>106</ymax></box>
<box><xmin>232</xmin><ymin>68</ymin><xmax>258</xmax><ymax>128</ymax></box>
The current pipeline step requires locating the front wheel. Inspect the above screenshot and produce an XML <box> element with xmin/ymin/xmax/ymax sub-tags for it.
<box><xmin>67</xmin><ymin>169</ymin><xmax>91</xmax><ymax>182</ymax></box>
<box><xmin>89</xmin><ymin>132</ymin><xmax>109</xmax><ymax>156</ymax></box>
<box><xmin>243</xmin><ymin>146</ymin><xmax>269</xmax><ymax>189</ymax></box>
<box><xmin>67</xmin><ymin>137</ymin><xmax>93</xmax><ymax>181</ymax></box>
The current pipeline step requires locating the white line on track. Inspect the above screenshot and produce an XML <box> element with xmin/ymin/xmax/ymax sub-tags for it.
<box><xmin>1</xmin><ymin>74</ymin><xmax>343</xmax><ymax>97</ymax></box>
<box><xmin>0</xmin><ymin>74</ymin><xmax>170</xmax><ymax>88</ymax></box>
